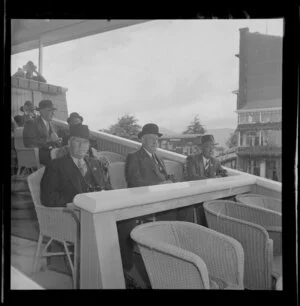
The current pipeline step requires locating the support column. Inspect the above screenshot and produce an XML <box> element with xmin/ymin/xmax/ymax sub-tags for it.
<box><xmin>38</xmin><ymin>40</ymin><xmax>43</xmax><ymax>75</ymax></box>
<box><xmin>260</xmin><ymin>160</ymin><xmax>266</xmax><ymax>178</ymax></box>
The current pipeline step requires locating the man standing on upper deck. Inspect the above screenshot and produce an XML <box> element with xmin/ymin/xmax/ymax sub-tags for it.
<box><xmin>185</xmin><ymin>134</ymin><xmax>228</xmax><ymax>181</ymax></box>
<box><xmin>23</xmin><ymin>99</ymin><xmax>62</xmax><ymax>166</ymax></box>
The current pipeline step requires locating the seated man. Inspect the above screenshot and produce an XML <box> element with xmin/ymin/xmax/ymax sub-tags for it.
<box><xmin>23</xmin><ymin>99</ymin><xmax>62</xmax><ymax>166</ymax></box>
<box><xmin>185</xmin><ymin>134</ymin><xmax>227</xmax><ymax>226</ymax></box>
<box><xmin>120</xmin><ymin>123</ymin><xmax>178</xmax><ymax>288</ymax></box>
<box><xmin>125</xmin><ymin>123</ymin><xmax>175</xmax><ymax>187</ymax></box>
<box><xmin>185</xmin><ymin>134</ymin><xmax>227</xmax><ymax>181</ymax></box>
<box><xmin>40</xmin><ymin>124</ymin><xmax>111</xmax><ymax>208</ymax></box>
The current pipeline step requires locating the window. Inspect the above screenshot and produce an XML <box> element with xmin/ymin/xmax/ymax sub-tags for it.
<box><xmin>261</xmin><ymin>130</ymin><xmax>281</xmax><ymax>146</ymax></box>
<box><xmin>238</xmin><ymin>113</ymin><xmax>248</xmax><ymax>124</ymax></box>
<box><xmin>261</xmin><ymin>110</ymin><xmax>281</xmax><ymax>123</ymax></box>
<box><xmin>247</xmin><ymin>112</ymin><xmax>259</xmax><ymax>123</ymax></box>
<box><xmin>247</xmin><ymin>159</ymin><xmax>260</xmax><ymax>176</ymax></box>
<box><xmin>266</xmin><ymin>159</ymin><xmax>279</xmax><ymax>181</ymax></box>
<box><xmin>241</xmin><ymin>131</ymin><xmax>260</xmax><ymax>147</ymax></box>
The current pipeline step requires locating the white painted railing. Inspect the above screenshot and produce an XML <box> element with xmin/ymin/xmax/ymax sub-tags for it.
<box><xmin>73</xmin><ymin>174</ymin><xmax>265</xmax><ymax>289</ymax></box>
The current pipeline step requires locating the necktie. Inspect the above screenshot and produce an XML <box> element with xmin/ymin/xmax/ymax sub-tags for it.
<box><xmin>77</xmin><ymin>159</ymin><xmax>87</xmax><ymax>176</ymax></box>
<box><xmin>205</xmin><ymin>159</ymin><xmax>210</xmax><ymax>170</ymax></box>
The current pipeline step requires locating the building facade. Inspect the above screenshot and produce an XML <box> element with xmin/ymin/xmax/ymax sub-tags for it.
<box><xmin>158</xmin><ymin>134</ymin><xmax>202</xmax><ymax>156</ymax></box>
<box><xmin>234</xmin><ymin>28</ymin><xmax>282</xmax><ymax>181</ymax></box>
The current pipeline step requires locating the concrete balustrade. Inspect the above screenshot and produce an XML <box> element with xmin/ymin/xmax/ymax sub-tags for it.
<box><xmin>72</xmin><ymin>174</ymin><xmax>281</xmax><ymax>289</ymax></box>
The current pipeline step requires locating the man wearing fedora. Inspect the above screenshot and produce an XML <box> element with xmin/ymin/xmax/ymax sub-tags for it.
<box><xmin>125</xmin><ymin>123</ymin><xmax>175</xmax><ymax>187</ymax></box>
<box><xmin>23</xmin><ymin>99</ymin><xmax>62</xmax><ymax>166</ymax></box>
<box><xmin>185</xmin><ymin>134</ymin><xmax>227</xmax><ymax>227</ymax></box>
<box><xmin>20</xmin><ymin>100</ymin><xmax>37</xmax><ymax>123</ymax></box>
<box><xmin>60</xmin><ymin>112</ymin><xmax>84</xmax><ymax>146</ymax></box>
<box><xmin>118</xmin><ymin>123</ymin><xmax>176</xmax><ymax>288</ymax></box>
<box><xmin>41</xmin><ymin>124</ymin><xmax>111</xmax><ymax>207</ymax></box>
<box><xmin>185</xmin><ymin>134</ymin><xmax>227</xmax><ymax>181</ymax></box>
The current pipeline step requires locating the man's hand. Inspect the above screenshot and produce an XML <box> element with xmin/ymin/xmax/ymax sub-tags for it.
<box><xmin>49</xmin><ymin>132</ymin><xmax>60</xmax><ymax>142</ymax></box>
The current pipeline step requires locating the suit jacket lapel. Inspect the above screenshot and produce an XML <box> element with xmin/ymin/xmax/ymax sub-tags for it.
<box><xmin>84</xmin><ymin>157</ymin><xmax>103</xmax><ymax>187</ymax></box>
<box><xmin>37</xmin><ymin>116</ymin><xmax>48</xmax><ymax>138</ymax></box>
<box><xmin>140</xmin><ymin>148</ymin><xmax>161</xmax><ymax>177</ymax></box>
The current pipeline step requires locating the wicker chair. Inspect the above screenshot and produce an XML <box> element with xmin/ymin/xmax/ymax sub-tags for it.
<box><xmin>204</xmin><ymin>200</ymin><xmax>282</xmax><ymax>290</ymax></box>
<box><xmin>130</xmin><ymin>221</ymin><xmax>244</xmax><ymax>289</ymax></box>
<box><xmin>236</xmin><ymin>193</ymin><xmax>281</xmax><ymax>213</ymax></box>
<box><xmin>108</xmin><ymin>161</ymin><xmax>127</xmax><ymax>189</ymax></box>
<box><xmin>236</xmin><ymin>194</ymin><xmax>282</xmax><ymax>255</ymax></box>
<box><xmin>14</xmin><ymin>127</ymin><xmax>40</xmax><ymax>176</ymax></box>
<box><xmin>27</xmin><ymin>167</ymin><xmax>80</xmax><ymax>289</ymax></box>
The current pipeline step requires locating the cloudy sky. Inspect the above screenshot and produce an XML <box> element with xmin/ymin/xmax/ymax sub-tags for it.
<box><xmin>11</xmin><ymin>19</ymin><xmax>283</xmax><ymax>133</ymax></box>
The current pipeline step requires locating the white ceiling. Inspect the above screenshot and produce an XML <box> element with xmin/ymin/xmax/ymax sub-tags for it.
<box><xmin>11</xmin><ymin>19</ymin><xmax>150</xmax><ymax>55</ymax></box>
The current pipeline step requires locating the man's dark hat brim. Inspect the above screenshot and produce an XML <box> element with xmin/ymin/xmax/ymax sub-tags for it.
<box><xmin>37</xmin><ymin>99</ymin><xmax>56</xmax><ymax>111</ymax></box>
<box><xmin>69</xmin><ymin>124</ymin><xmax>90</xmax><ymax>140</ymax></box>
<box><xmin>138</xmin><ymin>123</ymin><xmax>163</xmax><ymax>138</ymax></box>
<box><xmin>197</xmin><ymin>134</ymin><xmax>219</xmax><ymax>146</ymax></box>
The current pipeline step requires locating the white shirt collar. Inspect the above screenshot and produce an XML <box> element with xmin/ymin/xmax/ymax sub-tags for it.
<box><xmin>71</xmin><ymin>155</ymin><xmax>85</xmax><ymax>166</ymax></box>
<box><xmin>203</xmin><ymin>155</ymin><xmax>210</xmax><ymax>165</ymax></box>
<box><xmin>143</xmin><ymin>147</ymin><xmax>154</xmax><ymax>158</ymax></box>
<box><xmin>41</xmin><ymin>116</ymin><xmax>49</xmax><ymax>128</ymax></box>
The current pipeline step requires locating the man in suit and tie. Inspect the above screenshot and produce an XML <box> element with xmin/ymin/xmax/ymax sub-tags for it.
<box><xmin>185</xmin><ymin>134</ymin><xmax>228</xmax><ymax>226</ymax></box>
<box><xmin>40</xmin><ymin>124</ymin><xmax>111</xmax><ymax>208</ymax></box>
<box><xmin>120</xmin><ymin>123</ymin><xmax>177</xmax><ymax>288</ymax></box>
<box><xmin>125</xmin><ymin>123</ymin><xmax>175</xmax><ymax>187</ymax></box>
<box><xmin>185</xmin><ymin>134</ymin><xmax>228</xmax><ymax>181</ymax></box>
<box><xmin>23</xmin><ymin>99</ymin><xmax>62</xmax><ymax>166</ymax></box>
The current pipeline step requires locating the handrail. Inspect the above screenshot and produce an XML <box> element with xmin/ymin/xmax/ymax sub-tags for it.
<box><xmin>74</xmin><ymin>174</ymin><xmax>256</xmax><ymax>214</ymax></box>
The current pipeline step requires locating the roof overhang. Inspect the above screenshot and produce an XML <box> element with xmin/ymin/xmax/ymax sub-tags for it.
<box><xmin>11</xmin><ymin>19</ymin><xmax>151</xmax><ymax>55</ymax></box>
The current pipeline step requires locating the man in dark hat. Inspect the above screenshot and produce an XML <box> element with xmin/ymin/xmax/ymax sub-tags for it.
<box><xmin>125</xmin><ymin>123</ymin><xmax>175</xmax><ymax>187</ymax></box>
<box><xmin>67</xmin><ymin>112</ymin><xmax>84</xmax><ymax>126</ymax></box>
<box><xmin>23</xmin><ymin>99</ymin><xmax>62</xmax><ymax>166</ymax></box>
<box><xmin>185</xmin><ymin>134</ymin><xmax>228</xmax><ymax>227</ymax></box>
<box><xmin>119</xmin><ymin>123</ymin><xmax>176</xmax><ymax>288</ymax></box>
<box><xmin>59</xmin><ymin>112</ymin><xmax>85</xmax><ymax>146</ymax></box>
<box><xmin>20</xmin><ymin>100</ymin><xmax>37</xmax><ymax>123</ymax></box>
<box><xmin>41</xmin><ymin>124</ymin><xmax>111</xmax><ymax>207</ymax></box>
<box><xmin>23</xmin><ymin>60</ymin><xmax>47</xmax><ymax>83</ymax></box>
<box><xmin>185</xmin><ymin>134</ymin><xmax>227</xmax><ymax>181</ymax></box>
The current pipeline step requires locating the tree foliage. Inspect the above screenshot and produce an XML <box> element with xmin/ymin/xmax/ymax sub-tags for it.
<box><xmin>226</xmin><ymin>130</ymin><xmax>238</xmax><ymax>148</ymax></box>
<box><xmin>101</xmin><ymin>114</ymin><xmax>141</xmax><ymax>141</ymax></box>
<box><xmin>182</xmin><ymin>115</ymin><xmax>206</xmax><ymax>135</ymax></box>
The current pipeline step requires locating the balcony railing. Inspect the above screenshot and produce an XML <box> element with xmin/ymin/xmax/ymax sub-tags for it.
<box><xmin>74</xmin><ymin>173</ymin><xmax>281</xmax><ymax>289</ymax></box>
<box><xmin>237</xmin><ymin>145</ymin><xmax>281</xmax><ymax>156</ymax></box>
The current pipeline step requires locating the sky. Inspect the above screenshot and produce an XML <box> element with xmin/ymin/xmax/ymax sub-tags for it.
<box><xmin>11</xmin><ymin>19</ymin><xmax>283</xmax><ymax>133</ymax></box>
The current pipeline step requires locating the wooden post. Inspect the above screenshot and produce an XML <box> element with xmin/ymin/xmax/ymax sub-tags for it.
<box><xmin>38</xmin><ymin>40</ymin><xmax>43</xmax><ymax>75</ymax></box>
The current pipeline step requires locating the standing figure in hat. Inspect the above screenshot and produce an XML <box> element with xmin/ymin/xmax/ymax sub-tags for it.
<box><xmin>20</xmin><ymin>100</ymin><xmax>37</xmax><ymax>123</ymax></box>
<box><xmin>59</xmin><ymin>112</ymin><xmax>84</xmax><ymax>146</ymax></box>
<box><xmin>41</xmin><ymin>124</ymin><xmax>111</xmax><ymax>208</ymax></box>
<box><xmin>23</xmin><ymin>61</ymin><xmax>47</xmax><ymax>83</ymax></box>
<box><xmin>23</xmin><ymin>99</ymin><xmax>62</xmax><ymax>166</ymax></box>
<box><xmin>185</xmin><ymin>134</ymin><xmax>227</xmax><ymax>181</ymax></box>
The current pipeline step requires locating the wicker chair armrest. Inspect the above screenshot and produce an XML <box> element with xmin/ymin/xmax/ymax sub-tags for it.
<box><xmin>35</xmin><ymin>206</ymin><xmax>79</xmax><ymax>242</ymax></box>
<box><xmin>136</xmin><ymin>239</ymin><xmax>210</xmax><ymax>289</ymax></box>
<box><xmin>173</xmin><ymin>222</ymin><xmax>244</xmax><ymax>288</ymax></box>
